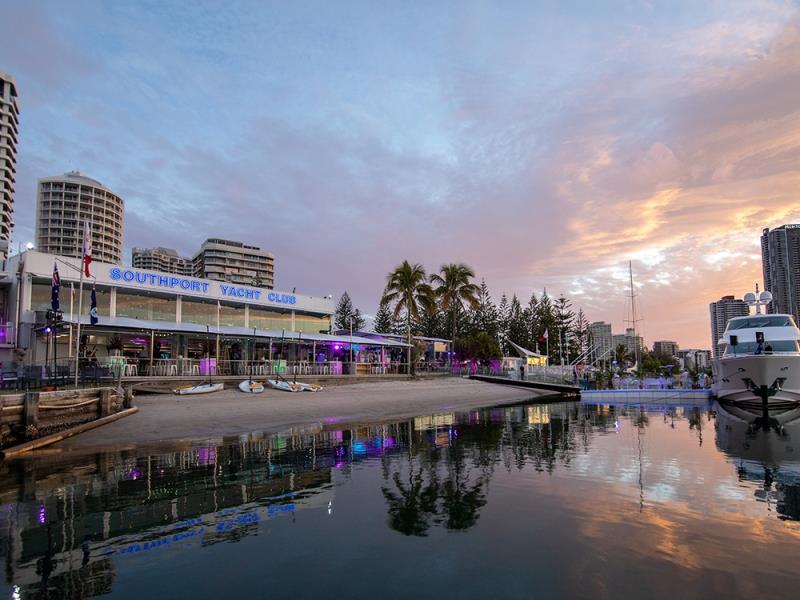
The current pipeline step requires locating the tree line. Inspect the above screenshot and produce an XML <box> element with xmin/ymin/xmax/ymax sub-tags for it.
<box><xmin>335</xmin><ymin>260</ymin><xmax>592</xmax><ymax>364</ymax></box>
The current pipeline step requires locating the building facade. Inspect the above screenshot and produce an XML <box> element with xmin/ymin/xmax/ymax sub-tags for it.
<box><xmin>612</xmin><ymin>328</ymin><xmax>644</xmax><ymax>361</ymax></box>
<box><xmin>0</xmin><ymin>71</ymin><xmax>19</xmax><ymax>259</ymax></box>
<box><xmin>588</xmin><ymin>321</ymin><xmax>612</xmax><ymax>364</ymax></box>
<box><xmin>677</xmin><ymin>349</ymin><xmax>711</xmax><ymax>371</ymax></box>
<box><xmin>4</xmin><ymin>251</ymin><xmax>412</xmax><ymax>370</ymax></box>
<box><xmin>36</xmin><ymin>172</ymin><xmax>124</xmax><ymax>264</ymax></box>
<box><xmin>709</xmin><ymin>295</ymin><xmax>749</xmax><ymax>357</ymax></box>
<box><xmin>192</xmin><ymin>238</ymin><xmax>275</xmax><ymax>288</ymax></box>
<box><xmin>761</xmin><ymin>225</ymin><xmax>800</xmax><ymax>323</ymax></box>
<box><xmin>653</xmin><ymin>340</ymin><xmax>679</xmax><ymax>357</ymax></box>
<box><xmin>132</xmin><ymin>247</ymin><xmax>193</xmax><ymax>276</ymax></box>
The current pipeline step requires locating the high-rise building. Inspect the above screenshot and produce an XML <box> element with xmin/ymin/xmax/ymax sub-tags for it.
<box><xmin>0</xmin><ymin>71</ymin><xmax>19</xmax><ymax>259</ymax></box>
<box><xmin>36</xmin><ymin>171</ymin><xmax>124</xmax><ymax>264</ymax></box>
<box><xmin>653</xmin><ymin>340</ymin><xmax>679</xmax><ymax>357</ymax></box>
<box><xmin>677</xmin><ymin>349</ymin><xmax>711</xmax><ymax>371</ymax></box>
<box><xmin>709</xmin><ymin>295</ymin><xmax>749</xmax><ymax>357</ymax></box>
<box><xmin>761</xmin><ymin>225</ymin><xmax>800</xmax><ymax>322</ymax></box>
<box><xmin>612</xmin><ymin>327</ymin><xmax>644</xmax><ymax>359</ymax></box>
<box><xmin>192</xmin><ymin>238</ymin><xmax>275</xmax><ymax>288</ymax></box>
<box><xmin>132</xmin><ymin>247</ymin><xmax>193</xmax><ymax>276</ymax></box>
<box><xmin>588</xmin><ymin>321</ymin><xmax>612</xmax><ymax>363</ymax></box>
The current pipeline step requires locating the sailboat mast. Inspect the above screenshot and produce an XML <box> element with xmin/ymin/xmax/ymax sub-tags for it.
<box><xmin>628</xmin><ymin>260</ymin><xmax>640</xmax><ymax>367</ymax></box>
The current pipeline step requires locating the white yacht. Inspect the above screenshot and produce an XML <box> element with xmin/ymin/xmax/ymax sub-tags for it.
<box><xmin>712</xmin><ymin>291</ymin><xmax>800</xmax><ymax>408</ymax></box>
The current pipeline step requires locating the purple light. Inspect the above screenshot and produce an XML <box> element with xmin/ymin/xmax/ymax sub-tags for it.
<box><xmin>125</xmin><ymin>467</ymin><xmax>142</xmax><ymax>481</ymax></box>
<box><xmin>44</xmin><ymin>327</ymin><xmax>52</xmax><ymax>334</ymax></box>
<box><xmin>38</xmin><ymin>504</ymin><xmax>46</xmax><ymax>525</ymax></box>
<box><xmin>197</xmin><ymin>447</ymin><xmax>216</xmax><ymax>466</ymax></box>
<box><xmin>334</xmin><ymin>344</ymin><xmax>341</xmax><ymax>351</ymax></box>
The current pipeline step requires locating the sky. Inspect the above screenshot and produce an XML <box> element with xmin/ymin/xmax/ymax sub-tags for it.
<box><xmin>2</xmin><ymin>0</ymin><xmax>800</xmax><ymax>349</ymax></box>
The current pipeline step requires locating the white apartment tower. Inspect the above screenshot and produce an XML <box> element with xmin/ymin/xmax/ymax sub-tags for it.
<box><xmin>132</xmin><ymin>247</ymin><xmax>193</xmax><ymax>276</ymax></box>
<box><xmin>192</xmin><ymin>238</ymin><xmax>275</xmax><ymax>288</ymax></box>
<box><xmin>0</xmin><ymin>71</ymin><xmax>19</xmax><ymax>259</ymax></box>
<box><xmin>36</xmin><ymin>172</ymin><xmax>125</xmax><ymax>264</ymax></box>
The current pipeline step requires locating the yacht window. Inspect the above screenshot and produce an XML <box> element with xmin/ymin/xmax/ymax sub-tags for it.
<box><xmin>727</xmin><ymin>316</ymin><xmax>796</xmax><ymax>330</ymax></box>
<box><xmin>724</xmin><ymin>340</ymin><xmax>799</xmax><ymax>354</ymax></box>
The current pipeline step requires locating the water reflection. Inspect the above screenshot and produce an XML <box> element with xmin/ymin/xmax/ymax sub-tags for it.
<box><xmin>714</xmin><ymin>402</ymin><xmax>800</xmax><ymax>521</ymax></box>
<box><xmin>1</xmin><ymin>399</ymin><xmax>799</xmax><ymax>598</ymax></box>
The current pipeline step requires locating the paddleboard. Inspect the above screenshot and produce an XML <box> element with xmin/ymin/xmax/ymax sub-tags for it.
<box><xmin>238</xmin><ymin>380</ymin><xmax>265</xmax><ymax>393</ymax></box>
<box><xmin>173</xmin><ymin>382</ymin><xmax>224</xmax><ymax>395</ymax></box>
<box><xmin>267</xmin><ymin>379</ymin><xmax>303</xmax><ymax>392</ymax></box>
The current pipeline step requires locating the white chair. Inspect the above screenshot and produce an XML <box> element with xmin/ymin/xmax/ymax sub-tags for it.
<box><xmin>124</xmin><ymin>363</ymin><xmax>138</xmax><ymax>377</ymax></box>
<box><xmin>167</xmin><ymin>363</ymin><xmax>178</xmax><ymax>376</ymax></box>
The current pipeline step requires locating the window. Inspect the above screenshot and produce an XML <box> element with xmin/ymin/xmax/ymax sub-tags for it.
<box><xmin>181</xmin><ymin>298</ymin><xmax>218</xmax><ymax>326</ymax></box>
<box><xmin>727</xmin><ymin>316</ymin><xmax>796</xmax><ymax>330</ymax></box>
<box><xmin>219</xmin><ymin>303</ymin><xmax>245</xmax><ymax>327</ymax></box>
<box><xmin>249</xmin><ymin>307</ymin><xmax>291</xmax><ymax>331</ymax></box>
<box><xmin>295</xmin><ymin>312</ymin><xmax>331</xmax><ymax>334</ymax></box>
<box><xmin>30</xmin><ymin>282</ymin><xmax>110</xmax><ymax>316</ymax></box>
<box><xmin>724</xmin><ymin>340</ymin><xmax>799</xmax><ymax>355</ymax></box>
<box><xmin>116</xmin><ymin>291</ymin><xmax>175</xmax><ymax>321</ymax></box>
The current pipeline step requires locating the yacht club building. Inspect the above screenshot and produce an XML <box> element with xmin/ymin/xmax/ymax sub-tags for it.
<box><xmin>2</xmin><ymin>251</ymin><xmax>407</xmax><ymax>374</ymax></box>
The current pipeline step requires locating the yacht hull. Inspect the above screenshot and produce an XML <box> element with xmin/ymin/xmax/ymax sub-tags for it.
<box><xmin>712</xmin><ymin>354</ymin><xmax>800</xmax><ymax>407</ymax></box>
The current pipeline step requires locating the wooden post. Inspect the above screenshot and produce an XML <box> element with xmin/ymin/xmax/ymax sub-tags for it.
<box><xmin>123</xmin><ymin>385</ymin><xmax>134</xmax><ymax>409</ymax></box>
<box><xmin>99</xmin><ymin>388</ymin><xmax>112</xmax><ymax>417</ymax></box>
<box><xmin>23</xmin><ymin>391</ymin><xmax>39</xmax><ymax>435</ymax></box>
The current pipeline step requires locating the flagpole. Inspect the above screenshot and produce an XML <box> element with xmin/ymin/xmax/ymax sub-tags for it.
<box><xmin>68</xmin><ymin>283</ymin><xmax>74</xmax><ymax>358</ymax></box>
<box><xmin>73</xmin><ymin>219</ymin><xmax>90</xmax><ymax>388</ymax></box>
<box><xmin>73</xmin><ymin>263</ymin><xmax>84</xmax><ymax>387</ymax></box>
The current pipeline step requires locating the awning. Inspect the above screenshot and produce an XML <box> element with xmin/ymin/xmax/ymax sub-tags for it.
<box><xmin>56</xmin><ymin>315</ymin><xmax>410</xmax><ymax>347</ymax></box>
<box><xmin>507</xmin><ymin>340</ymin><xmax>545</xmax><ymax>358</ymax></box>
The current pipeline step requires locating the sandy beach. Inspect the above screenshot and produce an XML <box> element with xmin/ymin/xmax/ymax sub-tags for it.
<box><xmin>53</xmin><ymin>377</ymin><xmax>555</xmax><ymax>451</ymax></box>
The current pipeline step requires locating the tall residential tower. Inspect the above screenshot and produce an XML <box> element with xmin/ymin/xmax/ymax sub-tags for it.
<box><xmin>132</xmin><ymin>247</ymin><xmax>193</xmax><ymax>276</ymax></box>
<box><xmin>0</xmin><ymin>71</ymin><xmax>19</xmax><ymax>259</ymax></box>
<box><xmin>192</xmin><ymin>238</ymin><xmax>275</xmax><ymax>288</ymax></box>
<box><xmin>36</xmin><ymin>171</ymin><xmax>125</xmax><ymax>264</ymax></box>
<box><xmin>709</xmin><ymin>295</ymin><xmax>749</xmax><ymax>357</ymax></box>
<box><xmin>761</xmin><ymin>225</ymin><xmax>800</xmax><ymax>323</ymax></box>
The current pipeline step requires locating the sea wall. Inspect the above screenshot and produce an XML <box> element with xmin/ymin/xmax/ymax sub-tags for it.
<box><xmin>0</xmin><ymin>387</ymin><xmax>129</xmax><ymax>447</ymax></box>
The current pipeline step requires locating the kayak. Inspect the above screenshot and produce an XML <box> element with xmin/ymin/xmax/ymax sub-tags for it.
<box><xmin>238</xmin><ymin>380</ymin><xmax>265</xmax><ymax>394</ymax></box>
<box><xmin>266</xmin><ymin>379</ymin><xmax>303</xmax><ymax>393</ymax></box>
<box><xmin>296</xmin><ymin>382</ymin><xmax>323</xmax><ymax>392</ymax></box>
<box><xmin>173</xmin><ymin>382</ymin><xmax>224</xmax><ymax>395</ymax></box>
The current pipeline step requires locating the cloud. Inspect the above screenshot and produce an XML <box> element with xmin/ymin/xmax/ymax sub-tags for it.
<box><xmin>2</xmin><ymin>2</ymin><xmax>800</xmax><ymax>349</ymax></box>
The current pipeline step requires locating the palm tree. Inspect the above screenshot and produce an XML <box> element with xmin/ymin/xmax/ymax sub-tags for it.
<box><xmin>430</xmin><ymin>263</ymin><xmax>480</xmax><ymax>342</ymax></box>
<box><xmin>614</xmin><ymin>343</ymin><xmax>630</xmax><ymax>368</ymax></box>
<box><xmin>382</xmin><ymin>261</ymin><xmax>435</xmax><ymax>372</ymax></box>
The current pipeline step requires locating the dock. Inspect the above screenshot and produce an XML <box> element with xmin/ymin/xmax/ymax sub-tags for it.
<box><xmin>469</xmin><ymin>375</ymin><xmax>581</xmax><ymax>398</ymax></box>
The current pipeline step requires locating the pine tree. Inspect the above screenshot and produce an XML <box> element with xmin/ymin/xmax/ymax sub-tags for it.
<box><xmin>464</xmin><ymin>279</ymin><xmax>499</xmax><ymax>340</ymax></box>
<box><xmin>334</xmin><ymin>291</ymin><xmax>365</xmax><ymax>331</ymax></box>
<box><xmin>536</xmin><ymin>291</ymin><xmax>556</xmax><ymax>362</ymax></box>
<box><xmin>573</xmin><ymin>308</ymin><xmax>590</xmax><ymax>363</ymax></box>
<box><xmin>497</xmin><ymin>294</ymin><xmax>510</xmax><ymax>354</ymax></box>
<box><xmin>507</xmin><ymin>295</ymin><xmax>528</xmax><ymax>351</ymax></box>
<box><xmin>525</xmin><ymin>293</ymin><xmax>539</xmax><ymax>351</ymax></box>
<box><xmin>373</xmin><ymin>301</ymin><xmax>395</xmax><ymax>334</ymax></box>
<box><xmin>553</xmin><ymin>294</ymin><xmax>575</xmax><ymax>365</ymax></box>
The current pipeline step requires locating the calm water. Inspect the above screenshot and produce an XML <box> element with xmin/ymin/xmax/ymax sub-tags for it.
<box><xmin>1</xmin><ymin>399</ymin><xmax>799</xmax><ymax>599</ymax></box>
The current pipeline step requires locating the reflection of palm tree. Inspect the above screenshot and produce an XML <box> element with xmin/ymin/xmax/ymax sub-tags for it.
<box><xmin>381</xmin><ymin>469</ymin><xmax>438</xmax><ymax>536</ymax></box>
<box><xmin>438</xmin><ymin>450</ymin><xmax>487</xmax><ymax>530</ymax></box>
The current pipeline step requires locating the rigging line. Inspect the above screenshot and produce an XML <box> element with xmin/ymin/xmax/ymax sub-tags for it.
<box><xmin>53</xmin><ymin>256</ymin><xmax>97</xmax><ymax>280</ymax></box>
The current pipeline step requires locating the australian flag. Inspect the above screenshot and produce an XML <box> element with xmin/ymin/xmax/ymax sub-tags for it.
<box><xmin>90</xmin><ymin>286</ymin><xmax>98</xmax><ymax>325</ymax></box>
<box><xmin>51</xmin><ymin>263</ymin><xmax>60</xmax><ymax>312</ymax></box>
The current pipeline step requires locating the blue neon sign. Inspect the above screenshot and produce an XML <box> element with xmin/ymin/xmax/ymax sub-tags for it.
<box><xmin>109</xmin><ymin>268</ymin><xmax>297</xmax><ymax>305</ymax></box>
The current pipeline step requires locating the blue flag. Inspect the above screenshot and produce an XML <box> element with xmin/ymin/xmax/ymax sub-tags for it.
<box><xmin>51</xmin><ymin>263</ymin><xmax>60</xmax><ymax>312</ymax></box>
<box><xmin>90</xmin><ymin>286</ymin><xmax>98</xmax><ymax>325</ymax></box>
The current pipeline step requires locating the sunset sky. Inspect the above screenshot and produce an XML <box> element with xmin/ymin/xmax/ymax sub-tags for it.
<box><xmin>3</xmin><ymin>1</ymin><xmax>799</xmax><ymax>349</ymax></box>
